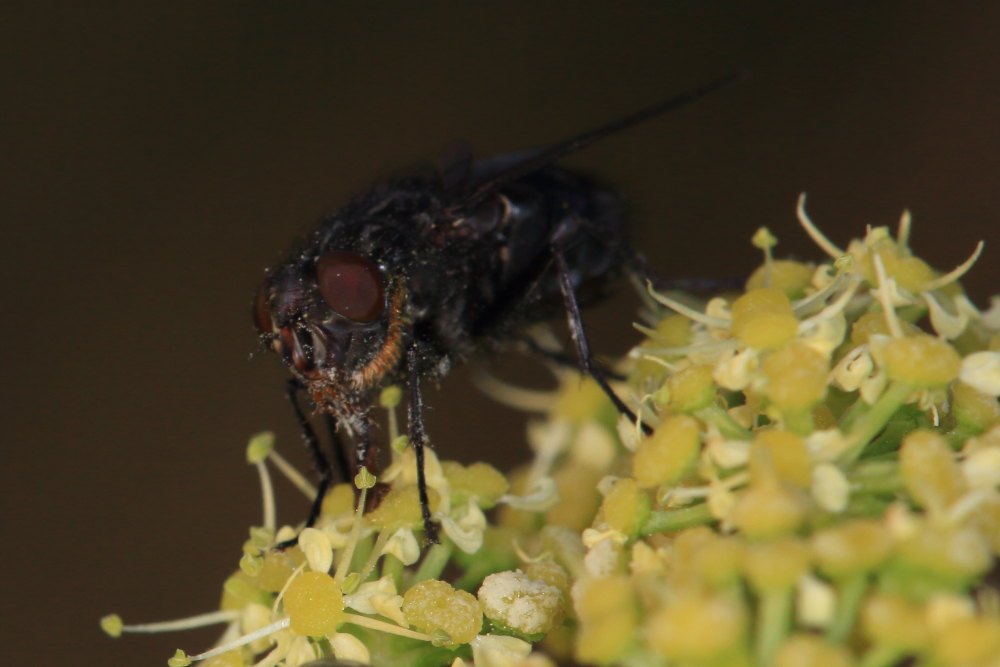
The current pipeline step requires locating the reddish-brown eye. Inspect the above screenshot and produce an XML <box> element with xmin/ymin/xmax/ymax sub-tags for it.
<box><xmin>315</xmin><ymin>251</ymin><xmax>385</xmax><ymax>323</ymax></box>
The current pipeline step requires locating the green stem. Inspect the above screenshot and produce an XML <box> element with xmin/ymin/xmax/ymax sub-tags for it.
<box><xmin>410</xmin><ymin>541</ymin><xmax>453</xmax><ymax>584</ymax></box>
<box><xmin>825</xmin><ymin>573</ymin><xmax>868</xmax><ymax>643</ymax></box>
<box><xmin>840</xmin><ymin>382</ymin><xmax>915</xmax><ymax>463</ymax></box>
<box><xmin>837</xmin><ymin>396</ymin><xmax>871</xmax><ymax>434</ymax></box>
<box><xmin>696</xmin><ymin>404</ymin><xmax>752</xmax><ymax>440</ymax></box>
<box><xmin>850</xmin><ymin>461</ymin><xmax>903</xmax><ymax>495</ymax></box>
<box><xmin>640</xmin><ymin>503</ymin><xmax>714</xmax><ymax>536</ymax></box>
<box><xmin>381</xmin><ymin>553</ymin><xmax>403</xmax><ymax>588</ymax></box>
<box><xmin>845</xmin><ymin>494</ymin><xmax>892</xmax><ymax>518</ymax></box>
<box><xmin>756</xmin><ymin>588</ymin><xmax>792</xmax><ymax>667</ymax></box>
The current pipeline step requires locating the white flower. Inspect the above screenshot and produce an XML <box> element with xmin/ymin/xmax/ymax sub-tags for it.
<box><xmin>470</xmin><ymin>634</ymin><xmax>533</xmax><ymax>667</ymax></box>
<box><xmin>713</xmin><ymin>347</ymin><xmax>759</xmax><ymax>391</ymax></box>
<box><xmin>329</xmin><ymin>631</ymin><xmax>371</xmax><ymax>664</ymax></box>
<box><xmin>832</xmin><ymin>345</ymin><xmax>874</xmax><ymax>393</ymax></box>
<box><xmin>925</xmin><ymin>593</ymin><xmax>975</xmax><ymax>632</ymax></box>
<box><xmin>498</xmin><ymin>476</ymin><xmax>559</xmax><ymax>512</ymax></box>
<box><xmin>381</xmin><ymin>526</ymin><xmax>420</xmax><ymax>565</ymax></box>
<box><xmin>440</xmin><ymin>498</ymin><xmax>487</xmax><ymax>554</ymax></box>
<box><xmin>381</xmin><ymin>446</ymin><xmax>449</xmax><ymax>498</ymax></box>
<box><xmin>583</xmin><ymin>536</ymin><xmax>624</xmax><ymax>578</ymax></box>
<box><xmin>569</xmin><ymin>422</ymin><xmax>616</xmax><ymax>469</ymax></box>
<box><xmin>285</xmin><ymin>635</ymin><xmax>318</xmax><ymax>666</ymax></box>
<box><xmin>298</xmin><ymin>527</ymin><xmax>333</xmax><ymax>573</ymax></box>
<box><xmin>706</xmin><ymin>436</ymin><xmax>750</xmax><ymax>469</ymax></box>
<box><xmin>961</xmin><ymin>446</ymin><xmax>1000</xmax><ymax>489</ymax></box>
<box><xmin>796</xmin><ymin>311</ymin><xmax>847</xmax><ymax>359</ymax></box>
<box><xmin>811</xmin><ymin>463</ymin><xmax>850</xmax><ymax>513</ymax></box>
<box><xmin>797</xmin><ymin>574</ymin><xmax>835</xmax><ymax>628</ymax></box>
<box><xmin>923</xmin><ymin>291</ymin><xmax>970</xmax><ymax>340</ymax></box>
<box><xmin>345</xmin><ymin>575</ymin><xmax>405</xmax><ymax>627</ymax></box>
<box><xmin>804</xmin><ymin>428</ymin><xmax>852</xmax><ymax>462</ymax></box>
<box><xmin>629</xmin><ymin>540</ymin><xmax>667</xmax><ymax>575</ymax></box>
<box><xmin>960</xmin><ymin>351</ymin><xmax>1000</xmax><ymax>396</ymax></box>
<box><xmin>478</xmin><ymin>570</ymin><xmax>563</xmax><ymax>635</ymax></box>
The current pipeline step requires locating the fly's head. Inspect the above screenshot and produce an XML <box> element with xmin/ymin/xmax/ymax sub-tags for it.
<box><xmin>253</xmin><ymin>247</ymin><xmax>408</xmax><ymax>417</ymax></box>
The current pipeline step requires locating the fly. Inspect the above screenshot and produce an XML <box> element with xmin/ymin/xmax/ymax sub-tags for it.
<box><xmin>252</xmin><ymin>74</ymin><xmax>738</xmax><ymax>543</ymax></box>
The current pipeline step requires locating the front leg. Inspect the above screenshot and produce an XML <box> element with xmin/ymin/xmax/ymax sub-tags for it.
<box><xmin>286</xmin><ymin>379</ymin><xmax>334</xmax><ymax>532</ymax></box>
<box><xmin>551</xmin><ymin>248</ymin><xmax>652</xmax><ymax>435</ymax></box>
<box><xmin>407</xmin><ymin>344</ymin><xmax>440</xmax><ymax>544</ymax></box>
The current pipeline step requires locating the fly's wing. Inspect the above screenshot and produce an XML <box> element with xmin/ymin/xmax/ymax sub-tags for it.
<box><xmin>452</xmin><ymin>73</ymin><xmax>741</xmax><ymax>211</ymax></box>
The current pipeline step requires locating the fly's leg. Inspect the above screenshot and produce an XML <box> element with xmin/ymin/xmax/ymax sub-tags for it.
<box><xmin>323</xmin><ymin>413</ymin><xmax>353</xmax><ymax>485</ymax></box>
<box><xmin>407</xmin><ymin>345</ymin><xmax>440</xmax><ymax>544</ymax></box>
<box><xmin>551</xmin><ymin>248</ymin><xmax>653</xmax><ymax>436</ymax></box>
<box><xmin>277</xmin><ymin>379</ymin><xmax>335</xmax><ymax>549</ymax></box>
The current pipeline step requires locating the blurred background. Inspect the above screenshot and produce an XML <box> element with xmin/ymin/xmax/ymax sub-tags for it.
<box><xmin>2</xmin><ymin>3</ymin><xmax>998</xmax><ymax>664</ymax></box>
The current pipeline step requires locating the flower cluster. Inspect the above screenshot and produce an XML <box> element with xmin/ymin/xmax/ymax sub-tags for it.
<box><xmin>105</xmin><ymin>196</ymin><xmax>1000</xmax><ymax>666</ymax></box>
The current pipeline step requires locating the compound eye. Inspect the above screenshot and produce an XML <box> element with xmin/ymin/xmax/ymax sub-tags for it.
<box><xmin>315</xmin><ymin>251</ymin><xmax>385</xmax><ymax>323</ymax></box>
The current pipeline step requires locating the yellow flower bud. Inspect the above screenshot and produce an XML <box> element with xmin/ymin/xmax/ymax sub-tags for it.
<box><xmin>932</xmin><ymin>616</ymin><xmax>1000</xmax><ymax>666</ymax></box>
<box><xmin>851</xmin><ymin>312</ymin><xmax>920</xmax><ymax>346</ymax></box>
<box><xmin>894</xmin><ymin>523</ymin><xmax>991</xmax><ymax>585</ymax></box>
<box><xmin>646</xmin><ymin>592</ymin><xmax>748</xmax><ymax>661</ymax></box>
<box><xmin>284</xmin><ymin>571</ymin><xmax>345</xmax><ymax>637</ymax></box>
<box><xmin>632</xmin><ymin>415</ymin><xmax>701</xmax><ymax>488</ymax></box>
<box><xmin>694</xmin><ymin>534</ymin><xmax>746</xmax><ymax>588</ymax></box>
<box><xmin>574</xmin><ymin>576</ymin><xmax>637</xmax><ymax>664</ymax></box>
<box><xmin>811</xmin><ymin>519</ymin><xmax>892</xmax><ymax>578</ymax></box>
<box><xmin>883</xmin><ymin>254</ymin><xmax>936</xmax><ymax>293</ymax></box>
<box><xmin>656</xmin><ymin>313</ymin><xmax>693</xmax><ymax>347</ymax></box>
<box><xmin>256</xmin><ymin>550</ymin><xmax>296</xmax><ymax>593</ymax></box>
<box><xmin>900</xmin><ymin>430</ymin><xmax>965</xmax><ymax>512</ymax></box>
<box><xmin>600</xmin><ymin>477</ymin><xmax>649</xmax><ymax>537</ymax></box>
<box><xmin>746</xmin><ymin>260</ymin><xmax>815</xmax><ymax>300</ymax></box>
<box><xmin>546</xmin><ymin>463</ymin><xmax>603</xmax><ymax>531</ymax></box>
<box><xmin>883</xmin><ymin>335</ymin><xmax>961</xmax><ymax>387</ymax></box>
<box><xmin>202</xmin><ymin>651</ymin><xmax>244</xmax><ymax>667</ymax></box>
<box><xmin>763</xmin><ymin>343</ymin><xmax>829</xmax><ymax>411</ymax></box>
<box><xmin>744</xmin><ymin>537</ymin><xmax>811</xmax><ymax>592</ymax></box>
<box><xmin>320</xmin><ymin>483</ymin><xmax>356</xmax><ymax>518</ymax></box>
<box><xmin>554</xmin><ymin>376</ymin><xmax>612</xmax><ymax>423</ymax></box>
<box><xmin>732</xmin><ymin>288</ymin><xmax>799</xmax><ymax>350</ymax></box>
<box><xmin>366</xmin><ymin>485</ymin><xmax>441</xmax><ymax>531</ymax></box>
<box><xmin>402</xmin><ymin>579</ymin><xmax>482</xmax><ymax>644</ymax></box>
<box><xmin>443</xmin><ymin>461</ymin><xmax>510</xmax><ymax>508</ymax></box>
<box><xmin>751</xmin><ymin>429</ymin><xmax>812</xmax><ymax>488</ymax></box>
<box><xmin>776</xmin><ymin>634</ymin><xmax>855</xmax><ymax>667</ymax></box>
<box><xmin>731</xmin><ymin>480</ymin><xmax>809</xmax><ymax>539</ymax></box>
<box><xmin>953</xmin><ymin>380</ymin><xmax>1000</xmax><ymax>431</ymax></box>
<box><xmin>666</xmin><ymin>364</ymin><xmax>716</xmax><ymax>412</ymax></box>
<box><xmin>861</xmin><ymin>593</ymin><xmax>928</xmax><ymax>649</ymax></box>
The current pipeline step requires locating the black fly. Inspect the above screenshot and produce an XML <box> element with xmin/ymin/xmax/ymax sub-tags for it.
<box><xmin>252</xmin><ymin>75</ymin><xmax>737</xmax><ymax>543</ymax></box>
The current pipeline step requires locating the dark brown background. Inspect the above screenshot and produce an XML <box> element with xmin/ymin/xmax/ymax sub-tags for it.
<box><xmin>2</xmin><ymin>3</ymin><xmax>998</xmax><ymax>665</ymax></box>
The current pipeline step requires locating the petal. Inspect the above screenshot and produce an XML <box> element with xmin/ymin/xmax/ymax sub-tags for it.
<box><xmin>960</xmin><ymin>351</ymin><xmax>1000</xmax><ymax>396</ymax></box>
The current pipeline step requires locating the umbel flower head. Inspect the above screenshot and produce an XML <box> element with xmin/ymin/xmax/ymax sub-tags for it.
<box><xmin>105</xmin><ymin>195</ymin><xmax>1000</xmax><ymax>666</ymax></box>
